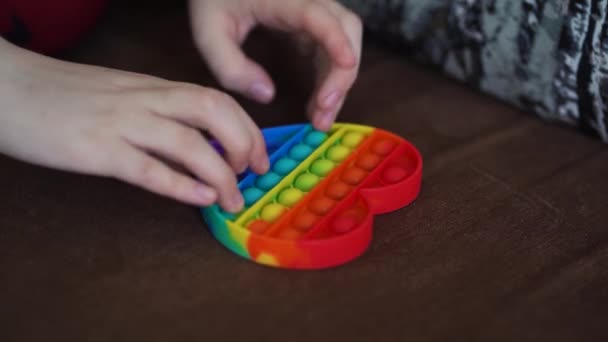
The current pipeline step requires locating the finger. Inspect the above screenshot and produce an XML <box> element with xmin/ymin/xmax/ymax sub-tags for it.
<box><xmin>236</xmin><ymin>110</ymin><xmax>270</xmax><ymax>175</ymax></box>
<box><xmin>254</xmin><ymin>0</ymin><xmax>357</xmax><ymax>68</ymax></box>
<box><xmin>307</xmin><ymin>51</ymin><xmax>359</xmax><ymax>131</ymax></box>
<box><xmin>308</xmin><ymin>4</ymin><xmax>363</xmax><ymax>131</ymax></box>
<box><xmin>191</xmin><ymin>13</ymin><xmax>275</xmax><ymax>104</ymax></box>
<box><xmin>308</xmin><ymin>55</ymin><xmax>359</xmax><ymax>131</ymax></box>
<box><xmin>111</xmin><ymin>143</ymin><xmax>218</xmax><ymax>207</ymax></box>
<box><xmin>324</xmin><ymin>1</ymin><xmax>364</xmax><ymax>61</ymax></box>
<box><xmin>140</xmin><ymin>86</ymin><xmax>268</xmax><ymax>176</ymax></box>
<box><xmin>120</xmin><ymin>110</ymin><xmax>244</xmax><ymax>213</ymax></box>
<box><xmin>307</xmin><ymin>84</ymin><xmax>347</xmax><ymax>131</ymax></box>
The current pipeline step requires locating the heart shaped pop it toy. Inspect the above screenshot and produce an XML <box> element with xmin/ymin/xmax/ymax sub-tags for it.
<box><xmin>201</xmin><ymin>123</ymin><xmax>422</xmax><ymax>269</ymax></box>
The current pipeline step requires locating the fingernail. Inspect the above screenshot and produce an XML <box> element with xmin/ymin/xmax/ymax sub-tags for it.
<box><xmin>250</xmin><ymin>82</ymin><xmax>273</xmax><ymax>102</ymax></box>
<box><xmin>322</xmin><ymin>90</ymin><xmax>340</xmax><ymax>109</ymax></box>
<box><xmin>319</xmin><ymin>111</ymin><xmax>335</xmax><ymax>130</ymax></box>
<box><xmin>260</xmin><ymin>157</ymin><xmax>269</xmax><ymax>173</ymax></box>
<box><xmin>230</xmin><ymin>193</ymin><xmax>244</xmax><ymax>212</ymax></box>
<box><xmin>195</xmin><ymin>184</ymin><xmax>216</xmax><ymax>203</ymax></box>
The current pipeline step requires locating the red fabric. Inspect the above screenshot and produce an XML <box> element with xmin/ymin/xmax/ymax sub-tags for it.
<box><xmin>0</xmin><ymin>0</ymin><xmax>107</xmax><ymax>54</ymax></box>
<box><xmin>0</xmin><ymin>2</ymin><xmax>11</xmax><ymax>33</ymax></box>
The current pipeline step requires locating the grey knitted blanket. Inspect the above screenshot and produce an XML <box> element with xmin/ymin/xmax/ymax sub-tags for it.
<box><xmin>341</xmin><ymin>0</ymin><xmax>608</xmax><ymax>142</ymax></box>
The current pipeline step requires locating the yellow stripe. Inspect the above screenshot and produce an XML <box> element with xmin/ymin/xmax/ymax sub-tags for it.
<box><xmin>235</xmin><ymin>123</ymin><xmax>373</xmax><ymax>226</ymax></box>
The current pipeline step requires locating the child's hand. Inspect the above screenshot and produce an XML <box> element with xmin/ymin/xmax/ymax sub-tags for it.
<box><xmin>189</xmin><ymin>0</ymin><xmax>362</xmax><ymax>131</ymax></box>
<box><xmin>0</xmin><ymin>40</ymin><xmax>268</xmax><ymax>213</ymax></box>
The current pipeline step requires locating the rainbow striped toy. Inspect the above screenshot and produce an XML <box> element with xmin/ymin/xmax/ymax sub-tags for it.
<box><xmin>201</xmin><ymin>123</ymin><xmax>422</xmax><ymax>269</ymax></box>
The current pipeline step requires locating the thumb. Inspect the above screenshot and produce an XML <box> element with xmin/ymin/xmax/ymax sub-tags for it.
<box><xmin>192</xmin><ymin>16</ymin><xmax>275</xmax><ymax>104</ymax></box>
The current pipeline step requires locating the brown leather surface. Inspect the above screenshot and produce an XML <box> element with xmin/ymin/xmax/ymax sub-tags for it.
<box><xmin>2</xmin><ymin>2</ymin><xmax>607</xmax><ymax>341</ymax></box>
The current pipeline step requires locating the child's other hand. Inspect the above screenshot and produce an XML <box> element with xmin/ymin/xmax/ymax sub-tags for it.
<box><xmin>189</xmin><ymin>0</ymin><xmax>362</xmax><ymax>131</ymax></box>
<box><xmin>0</xmin><ymin>40</ymin><xmax>268</xmax><ymax>213</ymax></box>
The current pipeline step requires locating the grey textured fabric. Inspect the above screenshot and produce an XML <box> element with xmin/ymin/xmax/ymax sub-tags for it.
<box><xmin>340</xmin><ymin>0</ymin><xmax>608</xmax><ymax>142</ymax></box>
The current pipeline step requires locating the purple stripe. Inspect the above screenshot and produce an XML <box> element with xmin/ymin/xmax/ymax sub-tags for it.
<box><xmin>210</xmin><ymin>140</ymin><xmax>224</xmax><ymax>154</ymax></box>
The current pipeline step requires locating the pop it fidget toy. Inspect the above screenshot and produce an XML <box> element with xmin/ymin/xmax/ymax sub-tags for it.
<box><xmin>201</xmin><ymin>123</ymin><xmax>422</xmax><ymax>269</ymax></box>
